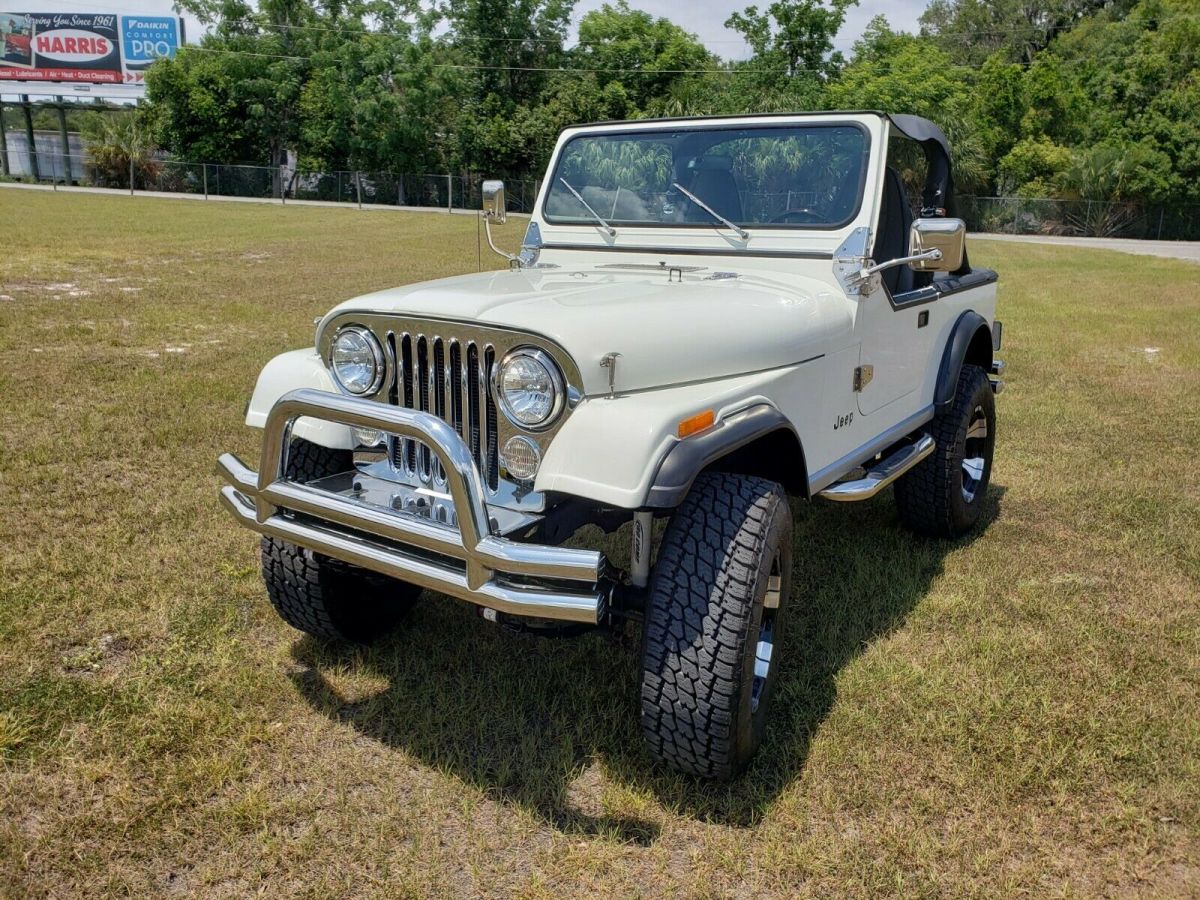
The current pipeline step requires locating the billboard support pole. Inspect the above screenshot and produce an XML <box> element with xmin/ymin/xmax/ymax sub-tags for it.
<box><xmin>0</xmin><ymin>101</ymin><xmax>9</xmax><ymax>178</ymax></box>
<box><xmin>203</xmin><ymin>163</ymin><xmax>208</xmax><ymax>199</ymax></box>
<box><xmin>56</xmin><ymin>97</ymin><xmax>71</xmax><ymax>185</ymax></box>
<box><xmin>129</xmin><ymin>154</ymin><xmax>134</xmax><ymax>195</ymax></box>
<box><xmin>20</xmin><ymin>96</ymin><xmax>39</xmax><ymax>182</ymax></box>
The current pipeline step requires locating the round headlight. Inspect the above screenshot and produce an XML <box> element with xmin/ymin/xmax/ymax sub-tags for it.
<box><xmin>331</xmin><ymin>326</ymin><xmax>384</xmax><ymax>395</ymax></box>
<box><xmin>495</xmin><ymin>348</ymin><xmax>564</xmax><ymax>429</ymax></box>
<box><xmin>501</xmin><ymin>435</ymin><xmax>541</xmax><ymax>481</ymax></box>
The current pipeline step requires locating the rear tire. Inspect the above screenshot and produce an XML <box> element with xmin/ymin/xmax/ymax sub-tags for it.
<box><xmin>640</xmin><ymin>472</ymin><xmax>793</xmax><ymax>779</ymax></box>
<box><xmin>260</xmin><ymin>438</ymin><xmax>419</xmax><ymax>643</ymax></box>
<box><xmin>895</xmin><ymin>364</ymin><xmax>996</xmax><ymax>537</ymax></box>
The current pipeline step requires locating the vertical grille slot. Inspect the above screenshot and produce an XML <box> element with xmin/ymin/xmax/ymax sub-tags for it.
<box><xmin>418</xmin><ymin>336</ymin><xmax>432</xmax><ymax>483</ymax></box>
<box><xmin>432</xmin><ymin>338</ymin><xmax>446</xmax><ymax>487</ymax></box>
<box><xmin>387</xmin><ymin>330</ymin><xmax>499</xmax><ymax>493</ymax></box>
<box><xmin>400</xmin><ymin>334</ymin><xmax>417</xmax><ymax>473</ymax></box>
<box><xmin>450</xmin><ymin>341</ymin><xmax>464</xmax><ymax>441</ymax></box>
<box><xmin>467</xmin><ymin>344</ymin><xmax>481</xmax><ymax>464</ymax></box>
<box><xmin>484</xmin><ymin>346</ymin><xmax>498</xmax><ymax>489</ymax></box>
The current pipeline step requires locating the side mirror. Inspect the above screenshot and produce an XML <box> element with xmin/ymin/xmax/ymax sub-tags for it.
<box><xmin>482</xmin><ymin>179</ymin><xmax>507</xmax><ymax>224</ymax></box>
<box><xmin>909</xmin><ymin>217</ymin><xmax>966</xmax><ymax>271</ymax></box>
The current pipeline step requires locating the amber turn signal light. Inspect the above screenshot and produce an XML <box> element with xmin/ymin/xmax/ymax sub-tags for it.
<box><xmin>677</xmin><ymin>409</ymin><xmax>715</xmax><ymax>439</ymax></box>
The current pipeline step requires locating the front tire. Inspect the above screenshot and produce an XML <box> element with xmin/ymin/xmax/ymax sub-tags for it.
<box><xmin>894</xmin><ymin>364</ymin><xmax>996</xmax><ymax>537</ymax></box>
<box><xmin>260</xmin><ymin>438</ymin><xmax>419</xmax><ymax>643</ymax></box>
<box><xmin>641</xmin><ymin>472</ymin><xmax>793</xmax><ymax>779</ymax></box>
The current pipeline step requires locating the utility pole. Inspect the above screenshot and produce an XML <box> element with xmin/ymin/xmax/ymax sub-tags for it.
<box><xmin>0</xmin><ymin>100</ymin><xmax>9</xmax><ymax>178</ymax></box>
<box><xmin>20</xmin><ymin>95</ymin><xmax>38</xmax><ymax>181</ymax></box>
<box><xmin>55</xmin><ymin>96</ymin><xmax>71</xmax><ymax>184</ymax></box>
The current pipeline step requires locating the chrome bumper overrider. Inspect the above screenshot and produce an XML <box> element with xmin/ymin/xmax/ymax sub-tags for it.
<box><xmin>218</xmin><ymin>388</ymin><xmax>609</xmax><ymax>624</ymax></box>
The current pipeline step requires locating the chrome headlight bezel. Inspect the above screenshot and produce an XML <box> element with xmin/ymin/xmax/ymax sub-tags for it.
<box><xmin>330</xmin><ymin>325</ymin><xmax>385</xmax><ymax>395</ymax></box>
<box><xmin>493</xmin><ymin>346</ymin><xmax>565</xmax><ymax>432</ymax></box>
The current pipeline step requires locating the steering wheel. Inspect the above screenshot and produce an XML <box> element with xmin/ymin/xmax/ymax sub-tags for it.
<box><xmin>770</xmin><ymin>207</ymin><xmax>825</xmax><ymax>224</ymax></box>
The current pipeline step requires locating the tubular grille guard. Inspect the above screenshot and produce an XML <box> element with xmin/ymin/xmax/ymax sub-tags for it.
<box><xmin>217</xmin><ymin>388</ymin><xmax>608</xmax><ymax>624</ymax></box>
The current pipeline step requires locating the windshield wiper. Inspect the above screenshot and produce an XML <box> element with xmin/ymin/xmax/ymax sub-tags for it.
<box><xmin>671</xmin><ymin>182</ymin><xmax>749</xmax><ymax>240</ymax></box>
<box><xmin>558</xmin><ymin>178</ymin><xmax>616</xmax><ymax>237</ymax></box>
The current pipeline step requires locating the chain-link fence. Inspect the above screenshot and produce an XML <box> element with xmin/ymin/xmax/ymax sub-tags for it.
<box><xmin>1</xmin><ymin>149</ymin><xmax>540</xmax><ymax>214</ymax></box>
<box><xmin>4</xmin><ymin>145</ymin><xmax>1198</xmax><ymax>239</ymax></box>
<box><xmin>958</xmin><ymin>195</ymin><xmax>1200</xmax><ymax>242</ymax></box>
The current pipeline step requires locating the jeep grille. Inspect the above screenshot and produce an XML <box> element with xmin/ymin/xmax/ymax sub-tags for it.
<box><xmin>386</xmin><ymin>333</ymin><xmax>499</xmax><ymax>491</ymax></box>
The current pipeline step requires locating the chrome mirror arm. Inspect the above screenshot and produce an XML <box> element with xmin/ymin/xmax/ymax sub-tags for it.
<box><xmin>482</xmin><ymin>213</ymin><xmax>518</xmax><ymax>265</ymax></box>
<box><xmin>860</xmin><ymin>248</ymin><xmax>942</xmax><ymax>278</ymax></box>
<box><xmin>833</xmin><ymin>227</ymin><xmax>947</xmax><ymax>297</ymax></box>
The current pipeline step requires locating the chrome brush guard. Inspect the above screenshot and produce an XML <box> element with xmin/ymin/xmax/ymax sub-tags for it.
<box><xmin>217</xmin><ymin>389</ymin><xmax>609</xmax><ymax>624</ymax></box>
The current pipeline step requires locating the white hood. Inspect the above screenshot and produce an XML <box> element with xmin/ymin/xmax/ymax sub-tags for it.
<box><xmin>322</xmin><ymin>266</ymin><xmax>850</xmax><ymax>395</ymax></box>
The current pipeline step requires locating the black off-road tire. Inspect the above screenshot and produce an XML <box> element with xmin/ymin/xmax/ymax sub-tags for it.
<box><xmin>895</xmin><ymin>364</ymin><xmax>996</xmax><ymax>538</ymax></box>
<box><xmin>260</xmin><ymin>438</ymin><xmax>419</xmax><ymax>643</ymax></box>
<box><xmin>641</xmin><ymin>472</ymin><xmax>793</xmax><ymax>780</ymax></box>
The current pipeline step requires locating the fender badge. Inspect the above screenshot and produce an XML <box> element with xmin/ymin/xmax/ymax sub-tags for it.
<box><xmin>599</xmin><ymin>352</ymin><xmax>621</xmax><ymax>398</ymax></box>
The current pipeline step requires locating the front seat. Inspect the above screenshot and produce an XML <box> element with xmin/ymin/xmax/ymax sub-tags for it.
<box><xmin>873</xmin><ymin>166</ymin><xmax>918</xmax><ymax>296</ymax></box>
<box><xmin>683</xmin><ymin>156</ymin><xmax>743</xmax><ymax>224</ymax></box>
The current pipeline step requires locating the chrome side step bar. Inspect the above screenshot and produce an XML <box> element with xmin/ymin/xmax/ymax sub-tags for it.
<box><xmin>990</xmin><ymin>358</ymin><xmax>1005</xmax><ymax>394</ymax></box>
<box><xmin>818</xmin><ymin>433</ymin><xmax>935</xmax><ymax>502</ymax></box>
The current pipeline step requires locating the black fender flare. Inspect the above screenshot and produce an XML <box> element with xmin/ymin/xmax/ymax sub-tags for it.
<box><xmin>642</xmin><ymin>404</ymin><xmax>801</xmax><ymax>509</ymax></box>
<box><xmin>935</xmin><ymin>311</ymin><xmax>993</xmax><ymax>411</ymax></box>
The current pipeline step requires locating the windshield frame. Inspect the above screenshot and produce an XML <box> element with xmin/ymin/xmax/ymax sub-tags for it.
<box><xmin>540</xmin><ymin>120</ymin><xmax>873</xmax><ymax>233</ymax></box>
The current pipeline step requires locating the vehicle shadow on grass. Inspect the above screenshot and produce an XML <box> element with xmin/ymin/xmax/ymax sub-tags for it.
<box><xmin>289</xmin><ymin>486</ymin><xmax>1003</xmax><ymax>841</ymax></box>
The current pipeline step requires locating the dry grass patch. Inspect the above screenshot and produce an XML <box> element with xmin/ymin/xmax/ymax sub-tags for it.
<box><xmin>1</xmin><ymin>191</ymin><xmax>1198</xmax><ymax>897</ymax></box>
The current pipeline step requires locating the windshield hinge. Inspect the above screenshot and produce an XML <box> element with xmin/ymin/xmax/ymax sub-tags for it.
<box><xmin>833</xmin><ymin>226</ymin><xmax>878</xmax><ymax>296</ymax></box>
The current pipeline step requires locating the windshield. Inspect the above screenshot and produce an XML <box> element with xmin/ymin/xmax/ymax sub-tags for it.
<box><xmin>543</xmin><ymin>123</ymin><xmax>870</xmax><ymax>231</ymax></box>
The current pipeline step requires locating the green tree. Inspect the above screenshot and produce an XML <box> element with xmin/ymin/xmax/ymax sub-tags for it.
<box><xmin>829</xmin><ymin>17</ymin><xmax>989</xmax><ymax>191</ymax></box>
<box><xmin>716</xmin><ymin>0</ymin><xmax>856</xmax><ymax>113</ymax></box>
<box><xmin>919</xmin><ymin>0</ymin><xmax>1136</xmax><ymax>65</ymax></box>
<box><xmin>1043</xmin><ymin>0</ymin><xmax>1200</xmax><ymax>202</ymax></box>
<box><xmin>298</xmin><ymin>35</ymin><xmax>467</xmax><ymax>173</ymax></box>
<box><xmin>726</xmin><ymin>0</ymin><xmax>857</xmax><ymax>79</ymax></box>
<box><xmin>82</xmin><ymin>111</ymin><xmax>157</xmax><ymax>188</ymax></box>
<box><xmin>441</xmin><ymin>0</ymin><xmax>575</xmax><ymax>105</ymax></box>
<box><xmin>971</xmin><ymin>54</ymin><xmax>1025</xmax><ymax>165</ymax></box>
<box><xmin>574</xmin><ymin>1</ymin><xmax>712</xmax><ymax>112</ymax></box>
<box><xmin>996</xmin><ymin>136</ymin><xmax>1073</xmax><ymax>196</ymax></box>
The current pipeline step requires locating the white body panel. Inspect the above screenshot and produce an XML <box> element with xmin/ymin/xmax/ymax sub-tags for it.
<box><xmin>247</xmin><ymin>349</ymin><xmax>355</xmax><ymax>450</ymax></box>
<box><xmin>537</xmin><ymin>364</ymin><xmax>824</xmax><ymax>508</ymax></box>
<box><xmin>247</xmin><ymin>112</ymin><xmax>998</xmax><ymax>509</ymax></box>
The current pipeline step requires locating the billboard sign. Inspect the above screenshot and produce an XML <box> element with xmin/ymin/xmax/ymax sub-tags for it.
<box><xmin>120</xmin><ymin>15</ymin><xmax>179</xmax><ymax>83</ymax></box>
<box><xmin>0</xmin><ymin>10</ymin><xmax>181</xmax><ymax>88</ymax></box>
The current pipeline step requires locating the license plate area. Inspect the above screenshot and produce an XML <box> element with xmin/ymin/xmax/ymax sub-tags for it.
<box><xmin>306</xmin><ymin>469</ymin><xmax>461</xmax><ymax>528</ymax></box>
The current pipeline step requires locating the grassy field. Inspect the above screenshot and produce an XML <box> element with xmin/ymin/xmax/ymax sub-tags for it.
<box><xmin>1</xmin><ymin>189</ymin><xmax>1198</xmax><ymax>897</ymax></box>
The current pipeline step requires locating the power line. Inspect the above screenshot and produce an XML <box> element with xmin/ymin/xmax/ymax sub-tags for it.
<box><xmin>168</xmin><ymin>18</ymin><xmax>1141</xmax><ymax>48</ymax></box>
<box><xmin>182</xmin><ymin>44</ymin><xmax>783</xmax><ymax>74</ymax></box>
<box><xmin>180</xmin><ymin>41</ymin><xmax>1195</xmax><ymax>74</ymax></box>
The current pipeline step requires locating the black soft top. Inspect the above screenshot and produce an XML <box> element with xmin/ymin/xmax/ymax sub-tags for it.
<box><xmin>887</xmin><ymin>114</ymin><xmax>954</xmax><ymax>216</ymax></box>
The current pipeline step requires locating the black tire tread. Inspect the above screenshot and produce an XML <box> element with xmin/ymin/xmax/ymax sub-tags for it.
<box><xmin>641</xmin><ymin>471</ymin><xmax>788</xmax><ymax>779</ymax></box>
<box><xmin>894</xmin><ymin>364</ymin><xmax>993</xmax><ymax>537</ymax></box>
<box><xmin>260</xmin><ymin>438</ymin><xmax>416</xmax><ymax>643</ymax></box>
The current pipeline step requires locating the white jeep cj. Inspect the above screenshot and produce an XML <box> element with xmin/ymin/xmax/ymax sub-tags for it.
<box><xmin>219</xmin><ymin>112</ymin><xmax>1004</xmax><ymax>778</ymax></box>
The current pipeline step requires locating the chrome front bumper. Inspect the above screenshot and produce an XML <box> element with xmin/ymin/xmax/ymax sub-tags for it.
<box><xmin>217</xmin><ymin>388</ymin><xmax>610</xmax><ymax>624</ymax></box>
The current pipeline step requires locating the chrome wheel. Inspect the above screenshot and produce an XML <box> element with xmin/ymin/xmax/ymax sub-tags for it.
<box><xmin>751</xmin><ymin>550</ymin><xmax>783</xmax><ymax>715</ymax></box>
<box><xmin>961</xmin><ymin>404</ymin><xmax>988</xmax><ymax>503</ymax></box>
